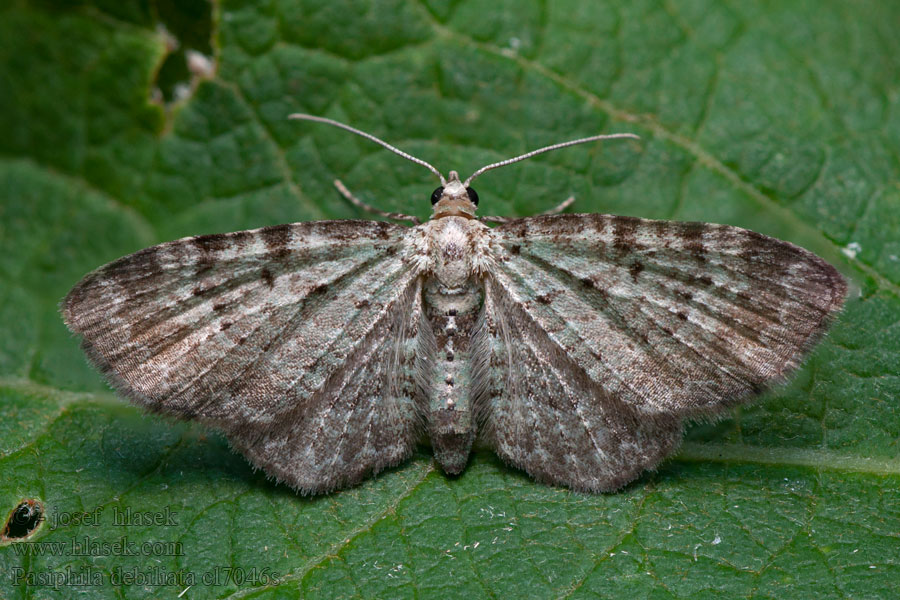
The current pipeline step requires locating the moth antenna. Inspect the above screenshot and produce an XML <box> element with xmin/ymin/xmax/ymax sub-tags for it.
<box><xmin>463</xmin><ymin>133</ymin><xmax>640</xmax><ymax>187</ymax></box>
<box><xmin>289</xmin><ymin>113</ymin><xmax>447</xmax><ymax>185</ymax></box>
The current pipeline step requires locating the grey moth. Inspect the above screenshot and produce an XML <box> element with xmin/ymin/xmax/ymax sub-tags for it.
<box><xmin>62</xmin><ymin>116</ymin><xmax>847</xmax><ymax>494</ymax></box>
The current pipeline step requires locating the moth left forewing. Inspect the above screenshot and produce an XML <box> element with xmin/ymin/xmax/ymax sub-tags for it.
<box><xmin>487</xmin><ymin>214</ymin><xmax>846</xmax><ymax>418</ymax></box>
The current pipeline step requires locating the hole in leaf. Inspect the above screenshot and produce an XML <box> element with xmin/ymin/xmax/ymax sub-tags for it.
<box><xmin>152</xmin><ymin>0</ymin><xmax>216</xmax><ymax>105</ymax></box>
<box><xmin>2</xmin><ymin>499</ymin><xmax>44</xmax><ymax>541</ymax></box>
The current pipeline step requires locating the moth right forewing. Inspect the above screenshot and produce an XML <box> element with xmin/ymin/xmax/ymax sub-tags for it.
<box><xmin>62</xmin><ymin>220</ymin><xmax>413</xmax><ymax>425</ymax></box>
<box><xmin>218</xmin><ymin>242</ymin><xmax>419</xmax><ymax>426</ymax></box>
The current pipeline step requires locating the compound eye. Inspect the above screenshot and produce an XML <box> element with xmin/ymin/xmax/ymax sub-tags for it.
<box><xmin>430</xmin><ymin>186</ymin><xmax>444</xmax><ymax>205</ymax></box>
<box><xmin>466</xmin><ymin>187</ymin><xmax>479</xmax><ymax>206</ymax></box>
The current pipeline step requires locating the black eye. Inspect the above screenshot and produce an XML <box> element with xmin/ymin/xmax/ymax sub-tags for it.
<box><xmin>430</xmin><ymin>186</ymin><xmax>444</xmax><ymax>205</ymax></box>
<box><xmin>466</xmin><ymin>187</ymin><xmax>479</xmax><ymax>206</ymax></box>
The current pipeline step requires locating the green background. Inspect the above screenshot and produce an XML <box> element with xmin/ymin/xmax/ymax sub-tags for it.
<box><xmin>1</xmin><ymin>0</ymin><xmax>899</xmax><ymax>598</ymax></box>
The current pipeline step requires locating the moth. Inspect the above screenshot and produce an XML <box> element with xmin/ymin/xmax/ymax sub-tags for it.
<box><xmin>62</xmin><ymin>115</ymin><xmax>847</xmax><ymax>494</ymax></box>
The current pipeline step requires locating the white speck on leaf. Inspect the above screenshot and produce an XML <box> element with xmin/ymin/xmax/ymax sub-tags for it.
<box><xmin>187</xmin><ymin>50</ymin><xmax>215</xmax><ymax>79</ymax></box>
<box><xmin>156</xmin><ymin>23</ymin><xmax>178</xmax><ymax>51</ymax></box>
<box><xmin>842</xmin><ymin>242</ymin><xmax>862</xmax><ymax>258</ymax></box>
<box><xmin>501</xmin><ymin>37</ymin><xmax>522</xmax><ymax>57</ymax></box>
<box><xmin>173</xmin><ymin>82</ymin><xmax>192</xmax><ymax>102</ymax></box>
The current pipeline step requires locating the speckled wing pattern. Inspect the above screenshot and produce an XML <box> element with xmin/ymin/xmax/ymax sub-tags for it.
<box><xmin>63</xmin><ymin>208</ymin><xmax>846</xmax><ymax>495</ymax></box>
<box><xmin>478</xmin><ymin>277</ymin><xmax>683</xmax><ymax>492</ymax></box>
<box><xmin>62</xmin><ymin>220</ymin><xmax>422</xmax><ymax>493</ymax></box>
<box><xmin>479</xmin><ymin>214</ymin><xmax>846</xmax><ymax>492</ymax></box>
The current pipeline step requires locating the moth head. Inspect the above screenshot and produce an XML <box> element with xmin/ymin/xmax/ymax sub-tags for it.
<box><xmin>430</xmin><ymin>171</ymin><xmax>479</xmax><ymax>220</ymax></box>
<box><xmin>288</xmin><ymin>113</ymin><xmax>640</xmax><ymax>222</ymax></box>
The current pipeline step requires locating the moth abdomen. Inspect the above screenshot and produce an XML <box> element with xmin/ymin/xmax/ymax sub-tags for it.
<box><xmin>420</xmin><ymin>218</ymin><xmax>487</xmax><ymax>473</ymax></box>
<box><xmin>428</xmin><ymin>412</ymin><xmax>475</xmax><ymax>475</ymax></box>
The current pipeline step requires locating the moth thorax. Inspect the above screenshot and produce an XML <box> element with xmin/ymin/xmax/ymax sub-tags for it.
<box><xmin>430</xmin><ymin>218</ymin><xmax>478</xmax><ymax>288</ymax></box>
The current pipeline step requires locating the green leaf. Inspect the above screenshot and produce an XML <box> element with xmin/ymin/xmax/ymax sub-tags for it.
<box><xmin>2</xmin><ymin>0</ymin><xmax>899</xmax><ymax>598</ymax></box>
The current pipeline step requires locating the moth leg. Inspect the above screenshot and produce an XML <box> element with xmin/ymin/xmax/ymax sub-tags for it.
<box><xmin>333</xmin><ymin>179</ymin><xmax>421</xmax><ymax>225</ymax></box>
<box><xmin>479</xmin><ymin>196</ymin><xmax>575</xmax><ymax>224</ymax></box>
<box><xmin>478</xmin><ymin>215</ymin><xmax>514</xmax><ymax>224</ymax></box>
<box><xmin>540</xmin><ymin>195</ymin><xmax>575</xmax><ymax>216</ymax></box>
